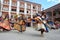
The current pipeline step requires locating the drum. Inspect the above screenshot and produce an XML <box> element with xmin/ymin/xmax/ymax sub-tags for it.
<box><xmin>14</xmin><ymin>23</ymin><xmax>20</xmax><ymax>31</ymax></box>
<box><xmin>14</xmin><ymin>23</ymin><xmax>26</xmax><ymax>32</ymax></box>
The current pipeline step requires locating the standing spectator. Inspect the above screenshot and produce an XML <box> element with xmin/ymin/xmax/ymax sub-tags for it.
<box><xmin>0</xmin><ymin>16</ymin><xmax>2</xmax><ymax>21</ymax></box>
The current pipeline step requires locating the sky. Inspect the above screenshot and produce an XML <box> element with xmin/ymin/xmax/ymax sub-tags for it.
<box><xmin>26</xmin><ymin>0</ymin><xmax>60</xmax><ymax>10</ymax></box>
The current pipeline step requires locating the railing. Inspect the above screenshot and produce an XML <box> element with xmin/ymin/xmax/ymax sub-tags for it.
<box><xmin>38</xmin><ymin>7</ymin><xmax>41</xmax><ymax>11</ymax></box>
<box><xmin>11</xmin><ymin>11</ymin><xmax>17</xmax><ymax>13</ymax></box>
<box><xmin>3</xmin><ymin>1</ymin><xmax>9</xmax><ymax>5</ymax></box>
<box><xmin>33</xmin><ymin>7</ymin><xmax>37</xmax><ymax>10</ymax></box>
<box><xmin>19</xmin><ymin>12</ymin><xmax>24</xmax><ymax>14</ymax></box>
<box><xmin>27</xmin><ymin>6</ymin><xmax>31</xmax><ymax>9</ymax></box>
<box><xmin>33</xmin><ymin>11</ymin><xmax>36</xmax><ymax>14</ymax></box>
<box><xmin>2</xmin><ymin>7</ymin><xmax>9</xmax><ymax>11</ymax></box>
<box><xmin>12</xmin><ymin>3</ymin><xmax>17</xmax><ymax>7</ymax></box>
<box><xmin>20</xmin><ymin>4</ymin><xmax>24</xmax><ymax>8</ymax></box>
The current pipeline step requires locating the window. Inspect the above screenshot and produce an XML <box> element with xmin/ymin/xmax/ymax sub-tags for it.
<box><xmin>59</xmin><ymin>12</ymin><xmax>60</xmax><ymax>14</ymax></box>
<box><xmin>33</xmin><ymin>6</ymin><xmax>35</xmax><ymax>9</ymax></box>
<box><xmin>27</xmin><ymin>11</ymin><xmax>29</xmax><ymax>13</ymax></box>
<box><xmin>11</xmin><ymin>9</ymin><xmax>16</xmax><ymax>11</ymax></box>
<box><xmin>46</xmin><ymin>12</ymin><xmax>52</xmax><ymax>16</ymax></box>
<box><xmin>53</xmin><ymin>13</ymin><xmax>56</xmax><ymax>16</ymax></box>
<box><xmin>53</xmin><ymin>11</ymin><xmax>60</xmax><ymax>16</ymax></box>
<box><xmin>20</xmin><ymin>10</ymin><xmax>24</xmax><ymax>13</ymax></box>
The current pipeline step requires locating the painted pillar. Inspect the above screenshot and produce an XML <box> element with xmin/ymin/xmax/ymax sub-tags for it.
<box><xmin>17</xmin><ymin>1</ymin><xmax>20</xmax><ymax>17</ymax></box>
<box><xmin>51</xmin><ymin>9</ymin><xmax>54</xmax><ymax>22</ymax></box>
<box><xmin>1</xmin><ymin>0</ymin><xmax>3</xmax><ymax>16</ymax></box>
<box><xmin>36</xmin><ymin>5</ymin><xmax>38</xmax><ymax>13</ymax></box>
<box><xmin>31</xmin><ymin>4</ymin><xmax>33</xmax><ymax>27</ymax></box>
<box><xmin>9</xmin><ymin>0</ymin><xmax>12</xmax><ymax>19</ymax></box>
<box><xmin>24</xmin><ymin>2</ymin><xmax>27</xmax><ymax>16</ymax></box>
<box><xmin>31</xmin><ymin>4</ymin><xmax>33</xmax><ymax>18</ymax></box>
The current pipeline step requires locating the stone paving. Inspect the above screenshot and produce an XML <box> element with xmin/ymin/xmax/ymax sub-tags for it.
<box><xmin>0</xmin><ymin>27</ymin><xmax>60</xmax><ymax>40</ymax></box>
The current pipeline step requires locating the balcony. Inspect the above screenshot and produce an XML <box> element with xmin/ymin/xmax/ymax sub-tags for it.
<box><xmin>11</xmin><ymin>11</ymin><xmax>17</xmax><ymax>13</ymax></box>
<box><xmin>12</xmin><ymin>3</ymin><xmax>17</xmax><ymax>7</ymax></box>
<box><xmin>33</xmin><ymin>9</ymin><xmax>37</xmax><ymax>11</ymax></box>
<box><xmin>19</xmin><ymin>12</ymin><xmax>24</xmax><ymax>14</ymax></box>
<box><xmin>27</xmin><ymin>6</ymin><xmax>31</xmax><ymax>9</ymax></box>
<box><xmin>55</xmin><ymin>14</ymin><xmax>60</xmax><ymax>18</ymax></box>
<box><xmin>3</xmin><ymin>1</ymin><xmax>9</xmax><ymax>5</ymax></box>
<box><xmin>20</xmin><ymin>4</ymin><xmax>24</xmax><ymax>8</ymax></box>
<box><xmin>38</xmin><ymin>6</ymin><xmax>41</xmax><ymax>11</ymax></box>
<box><xmin>33</xmin><ymin>10</ymin><xmax>36</xmax><ymax>14</ymax></box>
<box><xmin>38</xmin><ymin>8</ymin><xmax>41</xmax><ymax>11</ymax></box>
<box><xmin>2</xmin><ymin>7</ymin><xmax>9</xmax><ymax>11</ymax></box>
